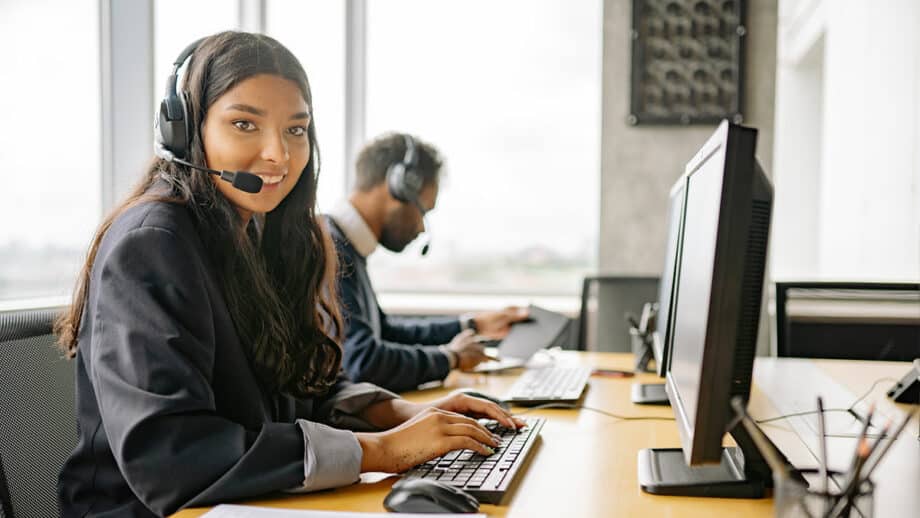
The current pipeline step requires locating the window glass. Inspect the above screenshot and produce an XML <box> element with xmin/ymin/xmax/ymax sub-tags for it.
<box><xmin>266</xmin><ymin>0</ymin><xmax>347</xmax><ymax>211</ymax></box>
<box><xmin>153</xmin><ymin>0</ymin><xmax>238</xmax><ymax>115</ymax></box>
<box><xmin>365</xmin><ymin>0</ymin><xmax>601</xmax><ymax>295</ymax></box>
<box><xmin>0</xmin><ymin>0</ymin><xmax>101</xmax><ymax>301</ymax></box>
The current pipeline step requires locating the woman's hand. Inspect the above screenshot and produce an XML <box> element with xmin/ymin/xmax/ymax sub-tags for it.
<box><xmin>355</xmin><ymin>407</ymin><xmax>501</xmax><ymax>473</ymax></box>
<box><xmin>428</xmin><ymin>391</ymin><xmax>525</xmax><ymax>431</ymax></box>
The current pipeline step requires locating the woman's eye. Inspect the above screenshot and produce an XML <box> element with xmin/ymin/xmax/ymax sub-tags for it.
<box><xmin>288</xmin><ymin>126</ymin><xmax>307</xmax><ymax>137</ymax></box>
<box><xmin>233</xmin><ymin>120</ymin><xmax>256</xmax><ymax>132</ymax></box>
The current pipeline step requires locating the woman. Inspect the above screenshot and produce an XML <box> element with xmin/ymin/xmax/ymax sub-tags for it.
<box><xmin>56</xmin><ymin>31</ymin><xmax>520</xmax><ymax>517</ymax></box>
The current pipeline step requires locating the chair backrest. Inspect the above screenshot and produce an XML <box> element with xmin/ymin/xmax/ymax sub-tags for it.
<box><xmin>775</xmin><ymin>282</ymin><xmax>920</xmax><ymax>361</ymax></box>
<box><xmin>576</xmin><ymin>276</ymin><xmax>659</xmax><ymax>352</ymax></box>
<box><xmin>0</xmin><ymin>306</ymin><xmax>76</xmax><ymax>518</ymax></box>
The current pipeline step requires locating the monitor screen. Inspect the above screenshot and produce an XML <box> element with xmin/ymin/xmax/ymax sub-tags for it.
<box><xmin>668</xmin><ymin>146</ymin><xmax>724</xmax><ymax>429</ymax></box>
<box><xmin>652</xmin><ymin>176</ymin><xmax>687</xmax><ymax>377</ymax></box>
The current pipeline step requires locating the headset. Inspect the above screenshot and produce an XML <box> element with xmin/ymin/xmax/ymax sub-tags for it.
<box><xmin>153</xmin><ymin>37</ymin><xmax>263</xmax><ymax>193</ymax></box>
<box><xmin>386</xmin><ymin>134</ymin><xmax>425</xmax><ymax>204</ymax></box>
<box><xmin>385</xmin><ymin>134</ymin><xmax>431</xmax><ymax>255</ymax></box>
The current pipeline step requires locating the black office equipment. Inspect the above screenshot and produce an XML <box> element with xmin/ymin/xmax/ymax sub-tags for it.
<box><xmin>637</xmin><ymin>121</ymin><xmax>794</xmax><ymax>498</ymax></box>
<box><xmin>402</xmin><ymin>417</ymin><xmax>545</xmax><ymax>504</ymax></box>
<box><xmin>384</xmin><ymin>478</ymin><xmax>480</xmax><ymax>514</ymax></box>
<box><xmin>631</xmin><ymin>170</ymin><xmax>688</xmax><ymax>406</ymax></box>
<box><xmin>775</xmin><ymin>281</ymin><xmax>920</xmax><ymax>361</ymax></box>
<box><xmin>502</xmin><ymin>366</ymin><xmax>592</xmax><ymax>406</ymax></box>
<box><xmin>0</xmin><ymin>306</ymin><xmax>76</xmax><ymax>518</ymax></box>
<box><xmin>887</xmin><ymin>359</ymin><xmax>920</xmax><ymax>404</ymax></box>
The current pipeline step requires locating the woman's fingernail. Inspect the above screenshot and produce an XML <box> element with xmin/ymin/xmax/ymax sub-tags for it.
<box><xmin>484</xmin><ymin>446</ymin><xmax>495</xmax><ymax>455</ymax></box>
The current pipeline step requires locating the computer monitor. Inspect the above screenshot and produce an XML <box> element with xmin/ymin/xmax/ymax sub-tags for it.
<box><xmin>638</xmin><ymin>121</ymin><xmax>794</xmax><ymax>498</ymax></box>
<box><xmin>652</xmin><ymin>177</ymin><xmax>686</xmax><ymax>378</ymax></box>
<box><xmin>630</xmin><ymin>176</ymin><xmax>687</xmax><ymax>405</ymax></box>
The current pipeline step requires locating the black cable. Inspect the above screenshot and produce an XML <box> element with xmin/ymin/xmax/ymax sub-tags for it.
<box><xmin>753</xmin><ymin>376</ymin><xmax>899</xmax><ymax>425</ymax></box>
<box><xmin>511</xmin><ymin>402</ymin><xmax>675</xmax><ymax>421</ymax></box>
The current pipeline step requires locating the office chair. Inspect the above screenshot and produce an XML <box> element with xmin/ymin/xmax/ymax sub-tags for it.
<box><xmin>576</xmin><ymin>275</ymin><xmax>659</xmax><ymax>352</ymax></box>
<box><xmin>775</xmin><ymin>281</ymin><xmax>920</xmax><ymax>361</ymax></box>
<box><xmin>0</xmin><ymin>306</ymin><xmax>76</xmax><ymax>518</ymax></box>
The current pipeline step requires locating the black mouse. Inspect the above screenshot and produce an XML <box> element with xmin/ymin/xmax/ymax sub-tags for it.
<box><xmin>384</xmin><ymin>478</ymin><xmax>480</xmax><ymax>514</ymax></box>
<box><xmin>459</xmin><ymin>389</ymin><xmax>510</xmax><ymax>410</ymax></box>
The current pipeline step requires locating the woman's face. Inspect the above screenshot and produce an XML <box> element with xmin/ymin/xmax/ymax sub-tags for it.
<box><xmin>201</xmin><ymin>73</ymin><xmax>311</xmax><ymax>222</ymax></box>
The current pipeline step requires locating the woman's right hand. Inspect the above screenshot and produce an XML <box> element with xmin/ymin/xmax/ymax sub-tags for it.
<box><xmin>355</xmin><ymin>407</ymin><xmax>501</xmax><ymax>474</ymax></box>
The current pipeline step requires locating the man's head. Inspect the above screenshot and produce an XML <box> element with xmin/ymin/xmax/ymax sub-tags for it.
<box><xmin>352</xmin><ymin>133</ymin><xmax>443</xmax><ymax>252</ymax></box>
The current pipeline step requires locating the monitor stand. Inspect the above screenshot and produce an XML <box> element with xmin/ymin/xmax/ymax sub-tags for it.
<box><xmin>637</xmin><ymin>419</ymin><xmax>803</xmax><ymax>498</ymax></box>
<box><xmin>630</xmin><ymin>382</ymin><xmax>669</xmax><ymax>405</ymax></box>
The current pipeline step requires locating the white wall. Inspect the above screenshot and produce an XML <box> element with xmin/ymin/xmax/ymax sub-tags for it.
<box><xmin>773</xmin><ymin>0</ymin><xmax>920</xmax><ymax>282</ymax></box>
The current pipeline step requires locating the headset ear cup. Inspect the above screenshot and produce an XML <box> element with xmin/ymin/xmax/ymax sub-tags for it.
<box><xmin>156</xmin><ymin>92</ymin><xmax>190</xmax><ymax>160</ymax></box>
<box><xmin>403</xmin><ymin>170</ymin><xmax>423</xmax><ymax>199</ymax></box>
<box><xmin>387</xmin><ymin>163</ymin><xmax>409</xmax><ymax>203</ymax></box>
<box><xmin>175</xmin><ymin>91</ymin><xmax>191</xmax><ymax>159</ymax></box>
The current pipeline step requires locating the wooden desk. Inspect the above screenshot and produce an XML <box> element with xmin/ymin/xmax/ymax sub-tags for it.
<box><xmin>174</xmin><ymin>353</ymin><xmax>917</xmax><ymax>518</ymax></box>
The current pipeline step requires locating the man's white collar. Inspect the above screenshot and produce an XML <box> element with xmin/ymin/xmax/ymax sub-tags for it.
<box><xmin>327</xmin><ymin>200</ymin><xmax>378</xmax><ymax>258</ymax></box>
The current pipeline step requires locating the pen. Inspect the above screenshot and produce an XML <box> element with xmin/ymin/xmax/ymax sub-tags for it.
<box><xmin>825</xmin><ymin>438</ymin><xmax>871</xmax><ymax>518</ymax></box>
<box><xmin>856</xmin><ymin>408</ymin><xmax>917</xmax><ymax>484</ymax></box>
<box><xmin>816</xmin><ymin>397</ymin><xmax>829</xmax><ymax>498</ymax></box>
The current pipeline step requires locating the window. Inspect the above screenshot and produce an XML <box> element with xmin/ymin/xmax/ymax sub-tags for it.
<box><xmin>267</xmin><ymin>0</ymin><xmax>347</xmax><ymax>211</ymax></box>
<box><xmin>153</xmin><ymin>0</ymin><xmax>238</xmax><ymax>115</ymax></box>
<box><xmin>364</xmin><ymin>0</ymin><xmax>601</xmax><ymax>296</ymax></box>
<box><xmin>0</xmin><ymin>0</ymin><xmax>100</xmax><ymax>302</ymax></box>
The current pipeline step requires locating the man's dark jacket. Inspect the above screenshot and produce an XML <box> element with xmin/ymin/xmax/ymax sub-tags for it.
<box><xmin>327</xmin><ymin>217</ymin><xmax>461</xmax><ymax>392</ymax></box>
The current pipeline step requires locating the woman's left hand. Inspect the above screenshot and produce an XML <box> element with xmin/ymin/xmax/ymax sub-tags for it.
<box><xmin>369</xmin><ymin>391</ymin><xmax>525</xmax><ymax>430</ymax></box>
<box><xmin>426</xmin><ymin>392</ymin><xmax>525</xmax><ymax>430</ymax></box>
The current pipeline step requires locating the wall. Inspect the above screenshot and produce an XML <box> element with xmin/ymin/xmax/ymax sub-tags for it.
<box><xmin>772</xmin><ymin>0</ymin><xmax>920</xmax><ymax>282</ymax></box>
<box><xmin>600</xmin><ymin>0</ymin><xmax>778</xmax><ymax>274</ymax></box>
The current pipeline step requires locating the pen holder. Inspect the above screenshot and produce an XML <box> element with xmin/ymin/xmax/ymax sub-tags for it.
<box><xmin>774</xmin><ymin>468</ymin><xmax>874</xmax><ymax>518</ymax></box>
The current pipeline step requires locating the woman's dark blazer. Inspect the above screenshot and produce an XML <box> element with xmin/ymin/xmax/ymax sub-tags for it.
<box><xmin>58</xmin><ymin>199</ymin><xmax>396</xmax><ymax>517</ymax></box>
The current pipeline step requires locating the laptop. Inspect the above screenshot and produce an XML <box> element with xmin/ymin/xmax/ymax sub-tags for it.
<box><xmin>473</xmin><ymin>305</ymin><xmax>570</xmax><ymax>373</ymax></box>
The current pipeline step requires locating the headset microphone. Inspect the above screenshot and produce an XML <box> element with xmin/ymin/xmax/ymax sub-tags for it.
<box><xmin>154</xmin><ymin>142</ymin><xmax>264</xmax><ymax>193</ymax></box>
<box><xmin>175</xmin><ymin>159</ymin><xmax>264</xmax><ymax>193</ymax></box>
<box><xmin>415</xmin><ymin>200</ymin><xmax>432</xmax><ymax>256</ymax></box>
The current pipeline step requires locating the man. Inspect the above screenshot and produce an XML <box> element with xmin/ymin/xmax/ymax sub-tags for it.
<box><xmin>326</xmin><ymin>132</ymin><xmax>528</xmax><ymax>392</ymax></box>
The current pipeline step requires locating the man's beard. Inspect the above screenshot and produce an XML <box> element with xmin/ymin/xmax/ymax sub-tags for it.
<box><xmin>379</xmin><ymin>211</ymin><xmax>417</xmax><ymax>253</ymax></box>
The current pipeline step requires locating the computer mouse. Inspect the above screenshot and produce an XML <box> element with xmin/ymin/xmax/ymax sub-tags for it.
<box><xmin>459</xmin><ymin>389</ymin><xmax>510</xmax><ymax>410</ymax></box>
<box><xmin>384</xmin><ymin>478</ymin><xmax>480</xmax><ymax>514</ymax></box>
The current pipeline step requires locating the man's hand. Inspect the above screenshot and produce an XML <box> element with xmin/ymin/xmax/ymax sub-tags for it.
<box><xmin>472</xmin><ymin>306</ymin><xmax>530</xmax><ymax>338</ymax></box>
<box><xmin>446</xmin><ymin>329</ymin><xmax>489</xmax><ymax>371</ymax></box>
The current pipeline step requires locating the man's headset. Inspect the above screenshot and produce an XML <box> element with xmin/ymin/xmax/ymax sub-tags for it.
<box><xmin>386</xmin><ymin>134</ymin><xmax>432</xmax><ymax>256</ymax></box>
<box><xmin>153</xmin><ymin>38</ymin><xmax>264</xmax><ymax>193</ymax></box>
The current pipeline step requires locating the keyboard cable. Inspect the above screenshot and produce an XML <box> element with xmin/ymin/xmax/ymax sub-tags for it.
<box><xmin>753</xmin><ymin>376</ymin><xmax>899</xmax><ymax>425</ymax></box>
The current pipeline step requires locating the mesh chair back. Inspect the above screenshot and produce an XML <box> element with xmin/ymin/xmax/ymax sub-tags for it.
<box><xmin>0</xmin><ymin>307</ymin><xmax>75</xmax><ymax>518</ymax></box>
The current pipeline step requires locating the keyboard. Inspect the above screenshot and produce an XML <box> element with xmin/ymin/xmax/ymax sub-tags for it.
<box><xmin>502</xmin><ymin>366</ymin><xmax>592</xmax><ymax>405</ymax></box>
<box><xmin>403</xmin><ymin>416</ymin><xmax>545</xmax><ymax>504</ymax></box>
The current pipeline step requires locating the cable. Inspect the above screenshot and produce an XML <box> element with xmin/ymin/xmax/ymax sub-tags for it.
<box><xmin>753</xmin><ymin>376</ymin><xmax>899</xmax><ymax>425</ymax></box>
<box><xmin>511</xmin><ymin>402</ymin><xmax>675</xmax><ymax>422</ymax></box>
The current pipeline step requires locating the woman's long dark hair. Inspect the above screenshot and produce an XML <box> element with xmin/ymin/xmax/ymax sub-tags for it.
<box><xmin>55</xmin><ymin>31</ymin><xmax>343</xmax><ymax>398</ymax></box>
